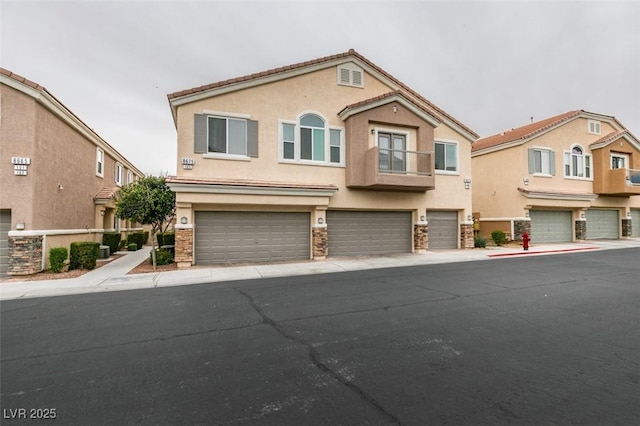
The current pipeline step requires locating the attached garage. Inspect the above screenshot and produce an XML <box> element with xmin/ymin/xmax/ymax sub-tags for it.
<box><xmin>426</xmin><ymin>210</ymin><xmax>459</xmax><ymax>249</ymax></box>
<box><xmin>0</xmin><ymin>210</ymin><xmax>9</xmax><ymax>276</ymax></box>
<box><xmin>632</xmin><ymin>210</ymin><xmax>640</xmax><ymax>237</ymax></box>
<box><xmin>327</xmin><ymin>211</ymin><xmax>412</xmax><ymax>256</ymax></box>
<box><xmin>529</xmin><ymin>210</ymin><xmax>573</xmax><ymax>243</ymax></box>
<box><xmin>195</xmin><ymin>211</ymin><xmax>310</xmax><ymax>264</ymax></box>
<box><xmin>586</xmin><ymin>209</ymin><xmax>619</xmax><ymax>240</ymax></box>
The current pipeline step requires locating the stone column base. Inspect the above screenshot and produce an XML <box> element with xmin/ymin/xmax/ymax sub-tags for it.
<box><xmin>460</xmin><ymin>223</ymin><xmax>474</xmax><ymax>249</ymax></box>
<box><xmin>622</xmin><ymin>218</ymin><xmax>631</xmax><ymax>237</ymax></box>
<box><xmin>174</xmin><ymin>227</ymin><xmax>193</xmax><ymax>267</ymax></box>
<box><xmin>575</xmin><ymin>219</ymin><xmax>587</xmax><ymax>241</ymax></box>
<box><xmin>513</xmin><ymin>220</ymin><xmax>531</xmax><ymax>241</ymax></box>
<box><xmin>414</xmin><ymin>223</ymin><xmax>428</xmax><ymax>253</ymax></box>
<box><xmin>312</xmin><ymin>225</ymin><xmax>328</xmax><ymax>259</ymax></box>
<box><xmin>8</xmin><ymin>235</ymin><xmax>44</xmax><ymax>275</ymax></box>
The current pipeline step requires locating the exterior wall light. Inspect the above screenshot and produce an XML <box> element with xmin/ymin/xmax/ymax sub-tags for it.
<box><xmin>581</xmin><ymin>213</ymin><xmax>586</xmax><ymax>219</ymax></box>
<box><xmin>180</xmin><ymin>216</ymin><xmax>188</xmax><ymax>224</ymax></box>
<box><xmin>57</xmin><ymin>183</ymin><xmax>64</xmax><ymax>190</ymax></box>
<box><xmin>523</xmin><ymin>177</ymin><xmax>530</xmax><ymax>185</ymax></box>
<box><xmin>318</xmin><ymin>217</ymin><xmax>324</xmax><ymax>225</ymax></box>
<box><xmin>420</xmin><ymin>215</ymin><xmax>425</xmax><ymax>222</ymax></box>
<box><xmin>464</xmin><ymin>178</ymin><xmax>471</xmax><ymax>189</ymax></box>
<box><xmin>16</xmin><ymin>221</ymin><xmax>25</xmax><ymax>230</ymax></box>
<box><xmin>467</xmin><ymin>215</ymin><xmax>473</xmax><ymax>221</ymax></box>
<box><xmin>100</xmin><ymin>209</ymin><xmax>106</xmax><ymax>217</ymax></box>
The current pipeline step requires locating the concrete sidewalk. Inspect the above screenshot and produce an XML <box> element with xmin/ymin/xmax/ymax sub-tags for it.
<box><xmin>1</xmin><ymin>239</ymin><xmax>639</xmax><ymax>301</ymax></box>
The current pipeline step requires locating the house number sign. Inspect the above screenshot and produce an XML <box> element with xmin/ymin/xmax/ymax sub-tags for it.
<box><xmin>11</xmin><ymin>157</ymin><xmax>31</xmax><ymax>176</ymax></box>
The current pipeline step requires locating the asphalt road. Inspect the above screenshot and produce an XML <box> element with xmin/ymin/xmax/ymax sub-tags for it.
<box><xmin>1</xmin><ymin>249</ymin><xmax>639</xmax><ymax>425</ymax></box>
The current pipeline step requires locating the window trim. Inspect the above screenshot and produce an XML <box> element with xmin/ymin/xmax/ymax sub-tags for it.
<box><xmin>207</xmin><ymin>115</ymin><xmax>248</xmax><ymax>156</ymax></box>
<box><xmin>611</xmin><ymin>153</ymin><xmax>629</xmax><ymax>170</ymax></box>
<box><xmin>588</xmin><ymin>119</ymin><xmax>601</xmax><ymax>135</ymax></box>
<box><xmin>434</xmin><ymin>139</ymin><xmax>460</xmax><ymax>175</ymax></box>
<box><xmin>529</xmin><ymin>146</ymin><xmax>555</xmax><ymax>176</ymax></box>
<box><xmin>278</xmin><ymin>112</ymin><xmax>345</xmax><ymax>167</ymax></box>
<box><xmin>115</xmin><ymin>162</ymin><xmax>124</xmax><ymax>186</ymax></box>
<box><xmin>563</xmin><ymin>144</ymin><xmax>592</xmax><ymax>180</ymax></box>
<box><xmin>96</xmin><ymin>148</ymin><xmax>104</xmax><ymax>178</ymax></box>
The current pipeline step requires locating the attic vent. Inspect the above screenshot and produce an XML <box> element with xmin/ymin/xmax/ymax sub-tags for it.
<box><xmin>337</xmin><ymin>63</ymin><xmax>364</xmax><ymax>88</ymax></box>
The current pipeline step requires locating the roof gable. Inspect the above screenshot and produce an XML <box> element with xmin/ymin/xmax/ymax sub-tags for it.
<box><xmin>590</xmin><ymin>130</ymin><xmax>640</xmax><ymax>152</ymax></box>
<box><xmin>167</xmin><ymin>49</ymin><xmax>478</xmax><ymax>141</ymax></box>
<box><xmin>472</xmin><ymin>110</ymin><xmax>628</xmax><ymax>155</ymax></box>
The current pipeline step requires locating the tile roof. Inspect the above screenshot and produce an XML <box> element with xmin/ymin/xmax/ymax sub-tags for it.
<box><xmin>472</xmin><ymin>110</ymin><xmax>582</xmax><ymax>152</ymax></box>
<box><xmin>94</xmin><ymin>187</ymin><xmax>120</xmax><ymax>201</ymax></box>
<box><xmin>590</xmin><ymin>130</ymin><xmax>629</xmax><ymax>146</ymax></box>
<box><xmin>167</xmin><ymin>49</ymin><xmax>478</xmax><ymax>139</ymax></box>
<box><xmin>0</xmin><ymin>67</ymin><xmax>44</xmax><ymax>91</ymax></box>
<box><xmin>166</xmin><ymin>176</ymin><xmax>338</xmax><ymax>191</ymax></box>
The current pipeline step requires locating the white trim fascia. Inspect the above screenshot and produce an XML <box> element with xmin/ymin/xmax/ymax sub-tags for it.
<box><xmin>590</xmin><ymin>133</ymin><xmax>640</xmax><ymax>151</ymax></box>
<box><xmin>168</xmin><ymin>182</ymin><xmax>337</xmax><ymax>198</ymax></box>
<box><xmin>518</xmin><ymin>188</ymin><xmax>598</xmax><ymax>202</ymax></box>
<box><xmin>175</xmin><ymin>224</ymin><xmax>194</xmax><ymax>229</ymax></box>
<box><xmin>339</xmin><ymin>95</ymin><xmax>441</xmax><ymax>128</ymax></box>
<box><xmin>1</xmin><ymin>74</ymin><xmax>144</xmax><ymax>177</ymax></box>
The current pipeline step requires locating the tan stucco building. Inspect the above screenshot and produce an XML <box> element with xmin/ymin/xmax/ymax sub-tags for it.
<box><xmin>472</xmin><ymin>110</ymin><xmax>640</xmax><ymax>243</ymax></box>
<box><xmin>166</xmin><ymin>49</ymin><xmax>478</xmax><ymax>268</ymax></box>
<box><xmin>0</xmin><ymin>68</ymin><xmax>144</xmax><ymax>275</ymax></box>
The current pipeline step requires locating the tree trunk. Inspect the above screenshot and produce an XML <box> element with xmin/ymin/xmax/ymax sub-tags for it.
<box><xmin>150</xmin><ymin>229</ymin><xmax>157</xmax><ymax>270</ymax></box>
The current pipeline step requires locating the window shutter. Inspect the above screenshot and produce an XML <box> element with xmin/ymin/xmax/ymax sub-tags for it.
<box><xmin>549</xmin><ymin>150</ymin><xmax>556</xmax><ymax>176</ymax></box>
<box><xmin>339</xmin><ymin>68</ymin><xmax>350</xmax><ymax>84</ymax></box>
<box><xmin>247</xmin><ymin>120</ymin><xmax>259</xmax><ymax>158</ymax></box>
<box><xmin>352</xmin><ymin>70</ymin><xmax>362</xmax><ymax>86</ymax></box>
<box><xmin>194</xmin><ymin>114</ymin><xmax>207</xmax><ymax>153</ymax></box>
<box><xmin>527</xmin><ymin>148</ymin><xmax>535</xmax><ymax>174</ymax></box>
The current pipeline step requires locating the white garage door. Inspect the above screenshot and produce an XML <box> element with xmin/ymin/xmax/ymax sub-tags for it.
<box><xmin>0</xmin><ymin>210</ymin><xmax>10</xmax><ymax>276</ymax></box>
<box><xmin>632</xmin><ymin>210</ymin><xmax>640</xmax><ymax>238</ymax></box>
<box><xmin>195</xmin><ymin>212</ymin><xmax>310</xmax><ymax>264</ymax></box>
<box><xmin>426</xmin><ymin>211</ymin><xmax>459</xmax><ymax>249</ymax></box>
<box><xmin>327</xmin><ymin>211</ymin><xmax>412</xmax><ymax>256</ymax></box>
<box><xmin>586</xmin><ymin>209</ymin><xmax>619</xmax><ymax>240</ymax></box>
<box><xmin>529</xmin><ymin>210</ymin><xmax>573</xmax><ymax>243</ymax></box>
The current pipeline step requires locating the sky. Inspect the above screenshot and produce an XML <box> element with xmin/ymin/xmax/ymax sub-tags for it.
<box><xmin>2</xmin><ymin>0</ymin><xmax>638</xmax><ymax>176</ymax></box>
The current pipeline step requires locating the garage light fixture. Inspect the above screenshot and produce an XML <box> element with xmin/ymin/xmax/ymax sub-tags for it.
<box><xmin>317</xmin><ymin>217</ymin><xmax>324</xmax><ymax>225</ymax></box>
<box><xmin>180</xmin><ymin>217</ymin><xmax>188</xmax><ymax>224</ymax></box>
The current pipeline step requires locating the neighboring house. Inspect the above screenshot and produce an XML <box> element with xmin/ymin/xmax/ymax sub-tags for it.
<box><xmin>472</xmin><ymin>110</ymin><xmax>640</xmax><ymax>243</ymax></box>
<box><xmin>0</xmin><ymin>68</ymin><xmax>144</xmax><ymax>276</ymax></box>
<box><xmin>166</xmin><ymin>49</ymin><xmax>478</xmax><ymax>268</ymax></box>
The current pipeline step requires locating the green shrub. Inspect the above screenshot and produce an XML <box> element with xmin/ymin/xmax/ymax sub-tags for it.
<box><xmin>118</xmin><ymin>239</ymin><xmax>128</xmax><ymax>250</ymax></box>
<box><xmin>128</xmin><ymin>232</ymin><xmax>146</xmax><ymax>249</ymax></box>
<box><xmin>102</xmin><ymin>232</ymin><xmax>121</xmax><ymax>255</ymax></box>
<box><xmin>157</xmin><ymin>231</ymin><xmax>175</xmax><ymax>247</ymax></box>
<box><xmin>491</xmin><ymin>230</ymin><xmax>507</xmax><ymax>246</ymax></box>
<box><xmin>128</xmin><ymin>243</ymin><xmax>138</xmax><ymax>251</ymax></box>
<box><xmin>49</xmin><ymin>247</ymin><xmax>68</xmax><ymax>273</ymax></box>
<box><xmin>474</xmin><ymin>236</ymin><xmax>488</xmax><ymax>248</ymax></box>
<box><xmin>150</xmin><ymin>248</ymin><xmax>173</xmax><ymax>266</ymax></box>
<box><xmin>143</xmin><ymin>231</ymin><xmax>149</xmax><ymax>245</ymax></box>
<box><xmin>69</xmin><ymin>242</ymin><xmax>99</xmax><ymax>270</ymax></box>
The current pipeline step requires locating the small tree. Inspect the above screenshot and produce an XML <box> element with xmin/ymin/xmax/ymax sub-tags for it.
<box><xmin>115</xmin><ymin>176</ymin><xmax>176</xmax><ymax>269</ymax></box>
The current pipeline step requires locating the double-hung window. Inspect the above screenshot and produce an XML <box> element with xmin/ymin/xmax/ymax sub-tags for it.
<box><xmin>528</xmin><ymin>147</ymin><xmax>555</xmax><ymax>175</ymax></box>
<box><xmin>194</xmin><ymin>113</ymin><xmax>258</xmax><ymax>158</ymax></box>
<box><xmin>96</xmin><ymin>148</ymin><xmax>104</xmax><ymax>177</ymax></box>
<box><xmin>115</xmin><ymin>163</ymin><xmax>123</xmax><ymax>186</ymax></box>
<box><xmin>127</xmin><ymin>170</ymin><xmax>133</xmax><ymax>185</ymax></box>
<box><xmin>435</xmin><ymin>140</ymin><xmax>458</xmax><ymax>173</ymax></box>
<box><xmin>611</xmin><ymin>153</ymin><xmax>628</xmax><ymax>169</ymax></box>
<box><xmin>281</xmin><ymin>113</ymin><xmax>343</xmax><ymax>165</ymax></box>
<box><xmin>564</xmin><ymin>145</ymin><xmax>591</xmax><ymax>178</ymax></box>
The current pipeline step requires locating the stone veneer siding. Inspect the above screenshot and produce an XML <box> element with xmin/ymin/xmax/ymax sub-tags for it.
<box><xmin>312</xmin><ymin>226</ymin><xmax>328</xmax><ymax>259</ymax></box>
<box><xmin>460</xmin><ymin>223</ymin><xmax>474</xmax><ymax>249</ymax></box>
<box><xmin>414</xmin><ymin>224</ymin><xmax>428</xmax><ymax>252</ymax></box>
<box><xmin>513</xmin><ymin>220</ymin><xmax>531</xmax><ymax>241</ymax></box>
<box><xmin>575</xmin><ymin>220</ymin><xmax>587</xmax><ymax>240</ymax></box>
<box><xmin>621</xmin><ymin>218</ymin><xmax>631</xmax><ymax>237</ymax></box>
<box><xmin>174</xmin><ymin>227</ymin><xmax>193</xmax><ymax>266</ymax></box>
<box><xmin>8</xmin><ymin>235</ymin><xmax>43</xmax><ymax>275</ymax></box>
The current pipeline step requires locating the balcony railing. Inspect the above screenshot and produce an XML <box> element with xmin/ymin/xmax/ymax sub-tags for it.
<box><xmin>377</xmin><ymin>148</ymin><xmax>433</xmax><ymax>176</ymax></box>
<box><xmin>626</xmin><ymin>168</ymin><xmax>640</xmax><ymax>186</ymax></box>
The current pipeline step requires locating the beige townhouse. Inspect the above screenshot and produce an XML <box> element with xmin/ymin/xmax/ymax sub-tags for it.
<box><xmin>0</xmin><ymin>68</ymin><xmax>144</xmax><ymax>276</ymax></box>
<box><xmin>166</xmin><ymin>49</ymin><xmax>478</xmax><ymax>268</ymax></box>
<box><xmin>472</xmin><ymin>110</ymin><xmax>640</xmax><ymax>243</ymax></box>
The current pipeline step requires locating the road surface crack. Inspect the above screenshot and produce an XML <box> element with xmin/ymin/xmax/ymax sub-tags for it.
<box><xmin>236</xmin><ymin>289</ymin><xmax>403</xmax><ymax>425</ymax></box>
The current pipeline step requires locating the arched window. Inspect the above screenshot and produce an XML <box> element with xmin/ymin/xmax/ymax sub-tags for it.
<box><xmin>280</xmin><ymin>113</ymin><xmax>343</xmax><ymax>164</ymax></box>
<box><xmin>564</xmin><ymin>145</ymin><xmax>591</xmax><ymax>178</ymax></box>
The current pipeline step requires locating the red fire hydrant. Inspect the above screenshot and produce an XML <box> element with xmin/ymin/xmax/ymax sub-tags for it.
<box><xmin>522</xmin><ymin>232</ymin><xmax>530</xmax><ymax>251</ymax></box>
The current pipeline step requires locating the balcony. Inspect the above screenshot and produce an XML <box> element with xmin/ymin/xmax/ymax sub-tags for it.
<box><xmin>593</xmin><ymin>168</ymin><xmax>640</xmax><ymax>196</ymax></box>
<box><xmin>347</xmin><ymin>146</ymin><xmax>435</xmax><ymax>191</ymax></box>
